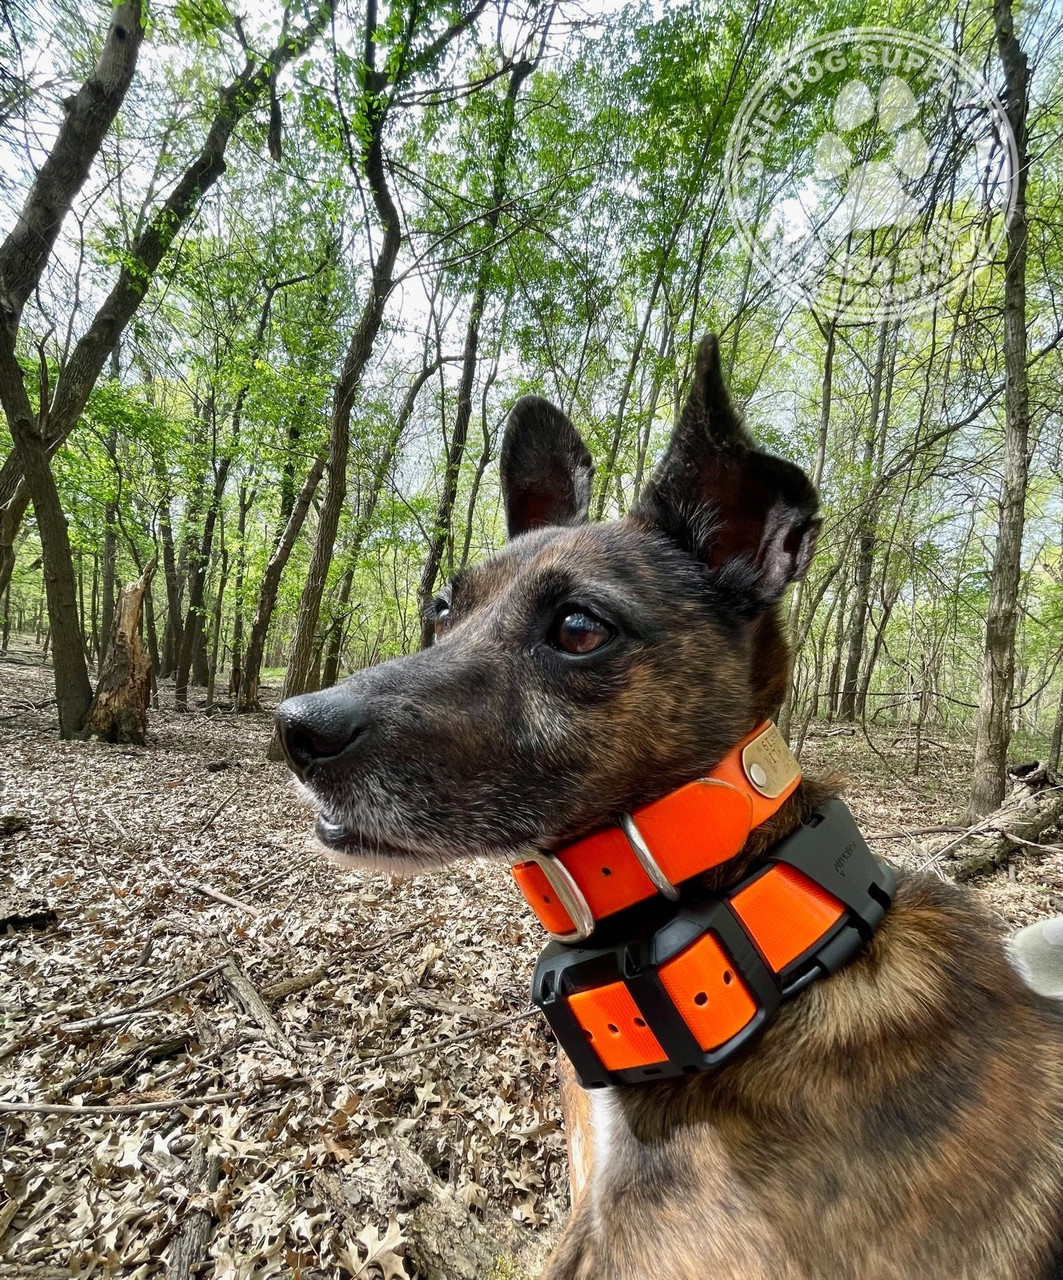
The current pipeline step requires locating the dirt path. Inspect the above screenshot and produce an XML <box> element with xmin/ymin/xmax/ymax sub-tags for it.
<box><xmin>2</xmin><ymin>656</ymin><xmax>1059</xmax><ymax>1277</ymax></box>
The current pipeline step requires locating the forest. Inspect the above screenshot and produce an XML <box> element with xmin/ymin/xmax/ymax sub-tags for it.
<box><xmin>1</xmin><ymin>0</ymin><xmax>1060</xmax><ymax>810</ymax></box>
<box><xmin>2</xmin><ymin>0</ymin><xmax>1063</xmax><ymax>1274</ymax></box>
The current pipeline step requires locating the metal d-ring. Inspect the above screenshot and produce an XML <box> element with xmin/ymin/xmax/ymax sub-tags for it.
<box><xmin>522</xmin><ymin>851</ymin><xmax>596</xmax><ymax>944</ymax></box>
<box><xmin>619</xmin><ymin>814</ymin><xmax>680</xmax><ymax>901</ymax></box>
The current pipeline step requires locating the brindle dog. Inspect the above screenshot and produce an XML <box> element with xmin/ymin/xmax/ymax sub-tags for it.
<box><xmin>276</xmin><ymin>335</ymin><xmax>1063</xmax><ymax>1279</ymax></box>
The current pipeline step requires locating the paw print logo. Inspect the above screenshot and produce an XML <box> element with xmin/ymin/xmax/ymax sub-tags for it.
<box><xmin>814</xmin><ymin>75</ymin><xmax>929</xmax><ymax>235</ymax></box>
<box><xmin>725</xmin><ymin>27</ymin><xmax>1017</xmax><ymax>323</ymax></box>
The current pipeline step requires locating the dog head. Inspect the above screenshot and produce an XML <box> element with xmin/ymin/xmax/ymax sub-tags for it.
<box><xmin>276</xmin><ymin>335</ymin><xmax>819</xmax><ymax>871</ymax></box>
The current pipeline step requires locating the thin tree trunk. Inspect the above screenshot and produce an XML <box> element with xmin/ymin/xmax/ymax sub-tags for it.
<box><xmin>90</xmin><ymin>551</ymin><xmax>100</xmax><ymax>664</ymax></box>
<box><xmin>827</xmin><ymin>573</ymin><xmax>850</xmax><ymax>719</ymax></box>
<box><xmin>206</xmin><ymin>545</ymin><xmax>229</xmax><ymax>711</ymax></box>
<box><xmin>101</xmin><ymin>431</ymin><xmax>118</xmax><ymax>672</ymax></box>
<box><xmin>142</xmin><ymin>570</ymin><xmax>160</xmax><ymax>708</ymax></box>
<box><xmin>1049</xmin><ymin>675</ymin><xmax>1063</xmax><ymax>775</ymax></box>
<box><xmin>77</xmin><ymin>550</ymin><xmax>86</xmax><ymax>648</ymax></box>
<box><xmin>416</xmin><ymin>58</ymin><xmax>534</xmax><ymax>643</ymax></box>
<box><xmin>1</xmin><ymin>578</ymin><xmax>11</xmax><ymax>652</ymax></box>
<box><xmin>839</xmin><ymin>321</ymin><xmax>893</xmax><ymax>721</ymax></box>
<box><xmin>779</xmin><ymin>319</ymin><xmax>836</xmax><ymax>740</ymax></box>
<box><xmin>237</xmin><ymin>453</ymin><xmax>325</xmax><ymax>711</ymax></box>
<box><xmin>229</xmin><ymin>483</ymin><xmax>253</xmax><ymax>697</ymax></box>
<box><xmin>275</xmin><ymin>416</ymin><xmax>303</xmax><ymax>539</ymax></box>
<box><xmin>458</xmin><ymin>362</ymin><xmax>500</xmax><ymax>572</ymax></box>
<box><xmin>970</xmin><ymin>0</ymin><xmax>1031</xmax><ymax>819</ymax></box>
<box><xmin>175</xmin><ymin>397</ymin><xmax>226</xmax><ymax>710</ymax></box>
<box><xmin>159</xmin><ymin>534</ymin><xmax>180</xmax><ymax>677</ymax></box>
<box><xmin>321</xmin><ymin>563</ymin><xmax>354</xmax><ymax>690</ymax></box>
<box><xmin>99</xmin><ymin>351</ymin><xmax>120</xmax><ymax>664</ymax></box>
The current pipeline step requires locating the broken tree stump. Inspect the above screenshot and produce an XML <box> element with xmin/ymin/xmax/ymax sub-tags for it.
<box><xmin>930</xmin><ymin>763</ymin><xmax>1063</xmax><ymax>881</ymax></box>
<box><xmin>81</xmin><ymin>558</ymin><xmax>156</xmax><ymax>744</ymax></box>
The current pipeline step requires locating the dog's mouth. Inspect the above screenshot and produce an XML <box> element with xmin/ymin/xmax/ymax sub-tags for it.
<box><xmin>312</xmin><ymin>811</ymin><xmax>434</xmax><ymax>865</ymax></box>
<box><xmin>296</xmin><ymin>781</ymin><xmax>528</xmax><ymax>872</ymax></box>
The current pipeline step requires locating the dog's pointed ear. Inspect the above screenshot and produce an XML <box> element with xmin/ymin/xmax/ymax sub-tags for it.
<box><xmin>500</xmin><ymin>395</ymin><xmax>594</xmax><ymax>538</ymax></box>
<box><xmin>635</xmin><ymin>334</ymin><xmax>820</xmax><ymax>606</ymax></box>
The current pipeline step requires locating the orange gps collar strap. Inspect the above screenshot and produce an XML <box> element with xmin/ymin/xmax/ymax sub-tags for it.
<box><xmin>531</xmin><ymin>800</ymin><xmax>896</xmax><ymax>1088</ymax></box>
<box><xmin>512</xmin><ymin>721</ymin><xmax>801</xmax><ymax>942</ymax></box>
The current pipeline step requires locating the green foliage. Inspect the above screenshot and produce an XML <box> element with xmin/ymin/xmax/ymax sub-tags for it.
<box><xmin>2</xmin><ymin>0</ymin><xmax>1062</xmax><ymax>754</ymax></box>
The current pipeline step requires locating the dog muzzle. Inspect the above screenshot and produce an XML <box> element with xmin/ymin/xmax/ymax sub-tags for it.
<box><xmin>512</xmin><ymin>722</ymin><xmax>895</xmax><ymax>1088</ymax></box>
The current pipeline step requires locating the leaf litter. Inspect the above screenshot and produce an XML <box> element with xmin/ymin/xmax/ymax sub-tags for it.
<box><xmin>2</xmin><ymin>661</ymin><xmax>1060</xmax><ymax>1276</ymax></box>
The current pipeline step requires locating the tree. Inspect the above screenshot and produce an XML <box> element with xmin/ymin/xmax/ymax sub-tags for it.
<box><xmin>267</xmin><ymin>0</ymin><xmax>493</xmax><ymax>755</ymax></box>
<box><xmin>0</xmin><ymin>0</ymin><xmax>332</xmax><ymax>736</ymax></box>
<box><xmin>969</xmin><ymin>0</ymin><xmax>1032</xmax><ymax>818</ymax></box>
<box><xmin>0</xmin><ymin>1</ymin><xmax>146</xmax><ymax>735</ymax></box>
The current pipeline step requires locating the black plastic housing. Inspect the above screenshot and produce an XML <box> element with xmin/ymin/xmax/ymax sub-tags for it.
<box><xmin>531</xmin><ymin>800</ymin><xmax>896</xmax><ymax>1088</ymax></box>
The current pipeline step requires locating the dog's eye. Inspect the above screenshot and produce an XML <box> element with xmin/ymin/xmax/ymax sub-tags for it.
<box><xmin>550</xmin><ymin>610</ymin><xmax>612</xmax><ymax>655</ymax></box>
<box><xmin>433</xmin><ymin>602</ymin><xmax>451</xmax><ymax>640</ymax></box>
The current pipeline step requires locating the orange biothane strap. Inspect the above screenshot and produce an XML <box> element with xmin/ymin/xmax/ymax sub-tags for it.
<box><xmin>657</xmin><ymin>931</ymin><xmax>758</xmax><ymax>1051</ymax></box>
<box><xmin>730</xmin><ymin>863</ymin><xmax>844</xmax><ymax>973</ymax></box>
<box><xmin>568</xmin><ymin>980</ymin><xmax>666</xmax><ymax>1072</ymax></box>
<box><xmin>532</xmin><ymin>800</ymin><xmax>896</xmax><ymax>1088</ymax></box>
<box><xmin>512</xmin><ymin>721</ymin><xmax>800</xmax><ymax>939</ymax></box>
<box><xmin>563</xmin><ymin>863</ymin><xmax>845</xmax><ymax>1073</ymax></box>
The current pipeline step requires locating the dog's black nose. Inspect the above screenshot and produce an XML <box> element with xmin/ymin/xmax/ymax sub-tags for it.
<box><xmin>274</xmin><ymin>688</ymin><xmax>369</xmax><ymax>778</ymax></box>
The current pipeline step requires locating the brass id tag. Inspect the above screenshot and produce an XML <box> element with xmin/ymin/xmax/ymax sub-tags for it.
<box><xmin>741</xmin><ymin>722</ymin><xmax>801</xmax><ymax>799</ymax></box>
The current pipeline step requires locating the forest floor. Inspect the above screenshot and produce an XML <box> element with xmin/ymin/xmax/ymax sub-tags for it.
<box><xmin>2</xmin><ymin>648</ymin><xmax>1062</xmax><ymax>1279</ymax></box>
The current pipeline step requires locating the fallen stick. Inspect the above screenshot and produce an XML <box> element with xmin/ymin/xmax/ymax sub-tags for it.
<box><xmin>0</xmin><ymin>1092</ymin><xmax>243</xmax><ymax>1116</ymax></box>
<box><xmin>178</xmin><ymin>879</ymin><xmax>262</xmax><ymax>916</ymax></box>
<box><xmin>865</xmin><ymin>825</ymin><xmax>964</xmax><ymax>840</ymax></box>
<box><xmin>61</xmin><ymin>962</ymin><xmax>227</xmax><ymax>1033</ymax></box>
<box><xmin>1003</xmin><ymin>836</ymin><xmax>1063</xmax><ymax>857</ymax></box>
<box><xmin>221</xmin><ymin>956</ymin><xmax>296</xmax><ymax>1056</ymax></box>
<box><xmin>166</xmin><ymin>1137</ymin><xmax>222</xmax><ymax>1280</ymax></box>
<box><xmin>360</xmin><ymin>1008</ymin><xmax>537</xmax><ymax>1068</ymax></box>
<box><xmin>101</xmin><ymin>806</ymin><xmax>134</xmax><ymax>847</ymax></box>
<box><xmin>67</xmin><ymin>1031</ymin><xmax>192</xmax><ymax>1091</ymax></box>
<box><xmin>261</xmin><ymin>965</ymin><xmax>329</xmax><ymax>1002</ymax></box>
<box><xmin>194</xmin><ymin>784</ymin><xmax>242</xmax><ymax>839</ymax></box>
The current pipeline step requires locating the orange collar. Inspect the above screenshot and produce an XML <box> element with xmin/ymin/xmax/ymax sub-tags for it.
<box><xmin>531</xmin><ymin>797</ymin><xmax>896</xmax><ymax>1088</ymax></box>
<box><xmin>512</xmin><ymin>721</ymin><xmax>801</xmax><ymax>942</ymax></box>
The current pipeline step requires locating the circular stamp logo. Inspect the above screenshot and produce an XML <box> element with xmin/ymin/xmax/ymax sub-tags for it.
<box><xmin>724</xmin><ymin>28</ymin><xmax>1017</xmax><ymax>324</ymax></box>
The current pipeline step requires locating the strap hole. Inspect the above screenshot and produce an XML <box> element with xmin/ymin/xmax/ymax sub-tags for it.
<box><xmin>693</xmin><ymin>992</ymin><xmax>708</xmax><ymax>1006</ymax></box>
<box><xmin>601</xmin><ymin>866</ymin><xmax>612</xmax><ymax>876</ymax></box>
<box><xmin>723</xmin><ymin>970</ymin><xmax>733</xmax><ymax>985</ymax></box>
<box><xmin>542</xmin><ymin>894</ymin><xmax>552</xmax><ymax>904</ymax></box>
<box><xmin>633</xmin><ymin>1017</ymin><xmax>646</xmax><ymax>1028</ymax></box>
<box><xmin>607</xmin><ymin>1023</ymin><xmax>619</xmax><ymax>1035</ymax></box>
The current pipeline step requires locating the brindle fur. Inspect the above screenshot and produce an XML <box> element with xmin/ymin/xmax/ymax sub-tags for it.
<box><xmin>277</xmin><ymin>335</ymin><xmax>1063</xmax><ymax>1278</ymax></box>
